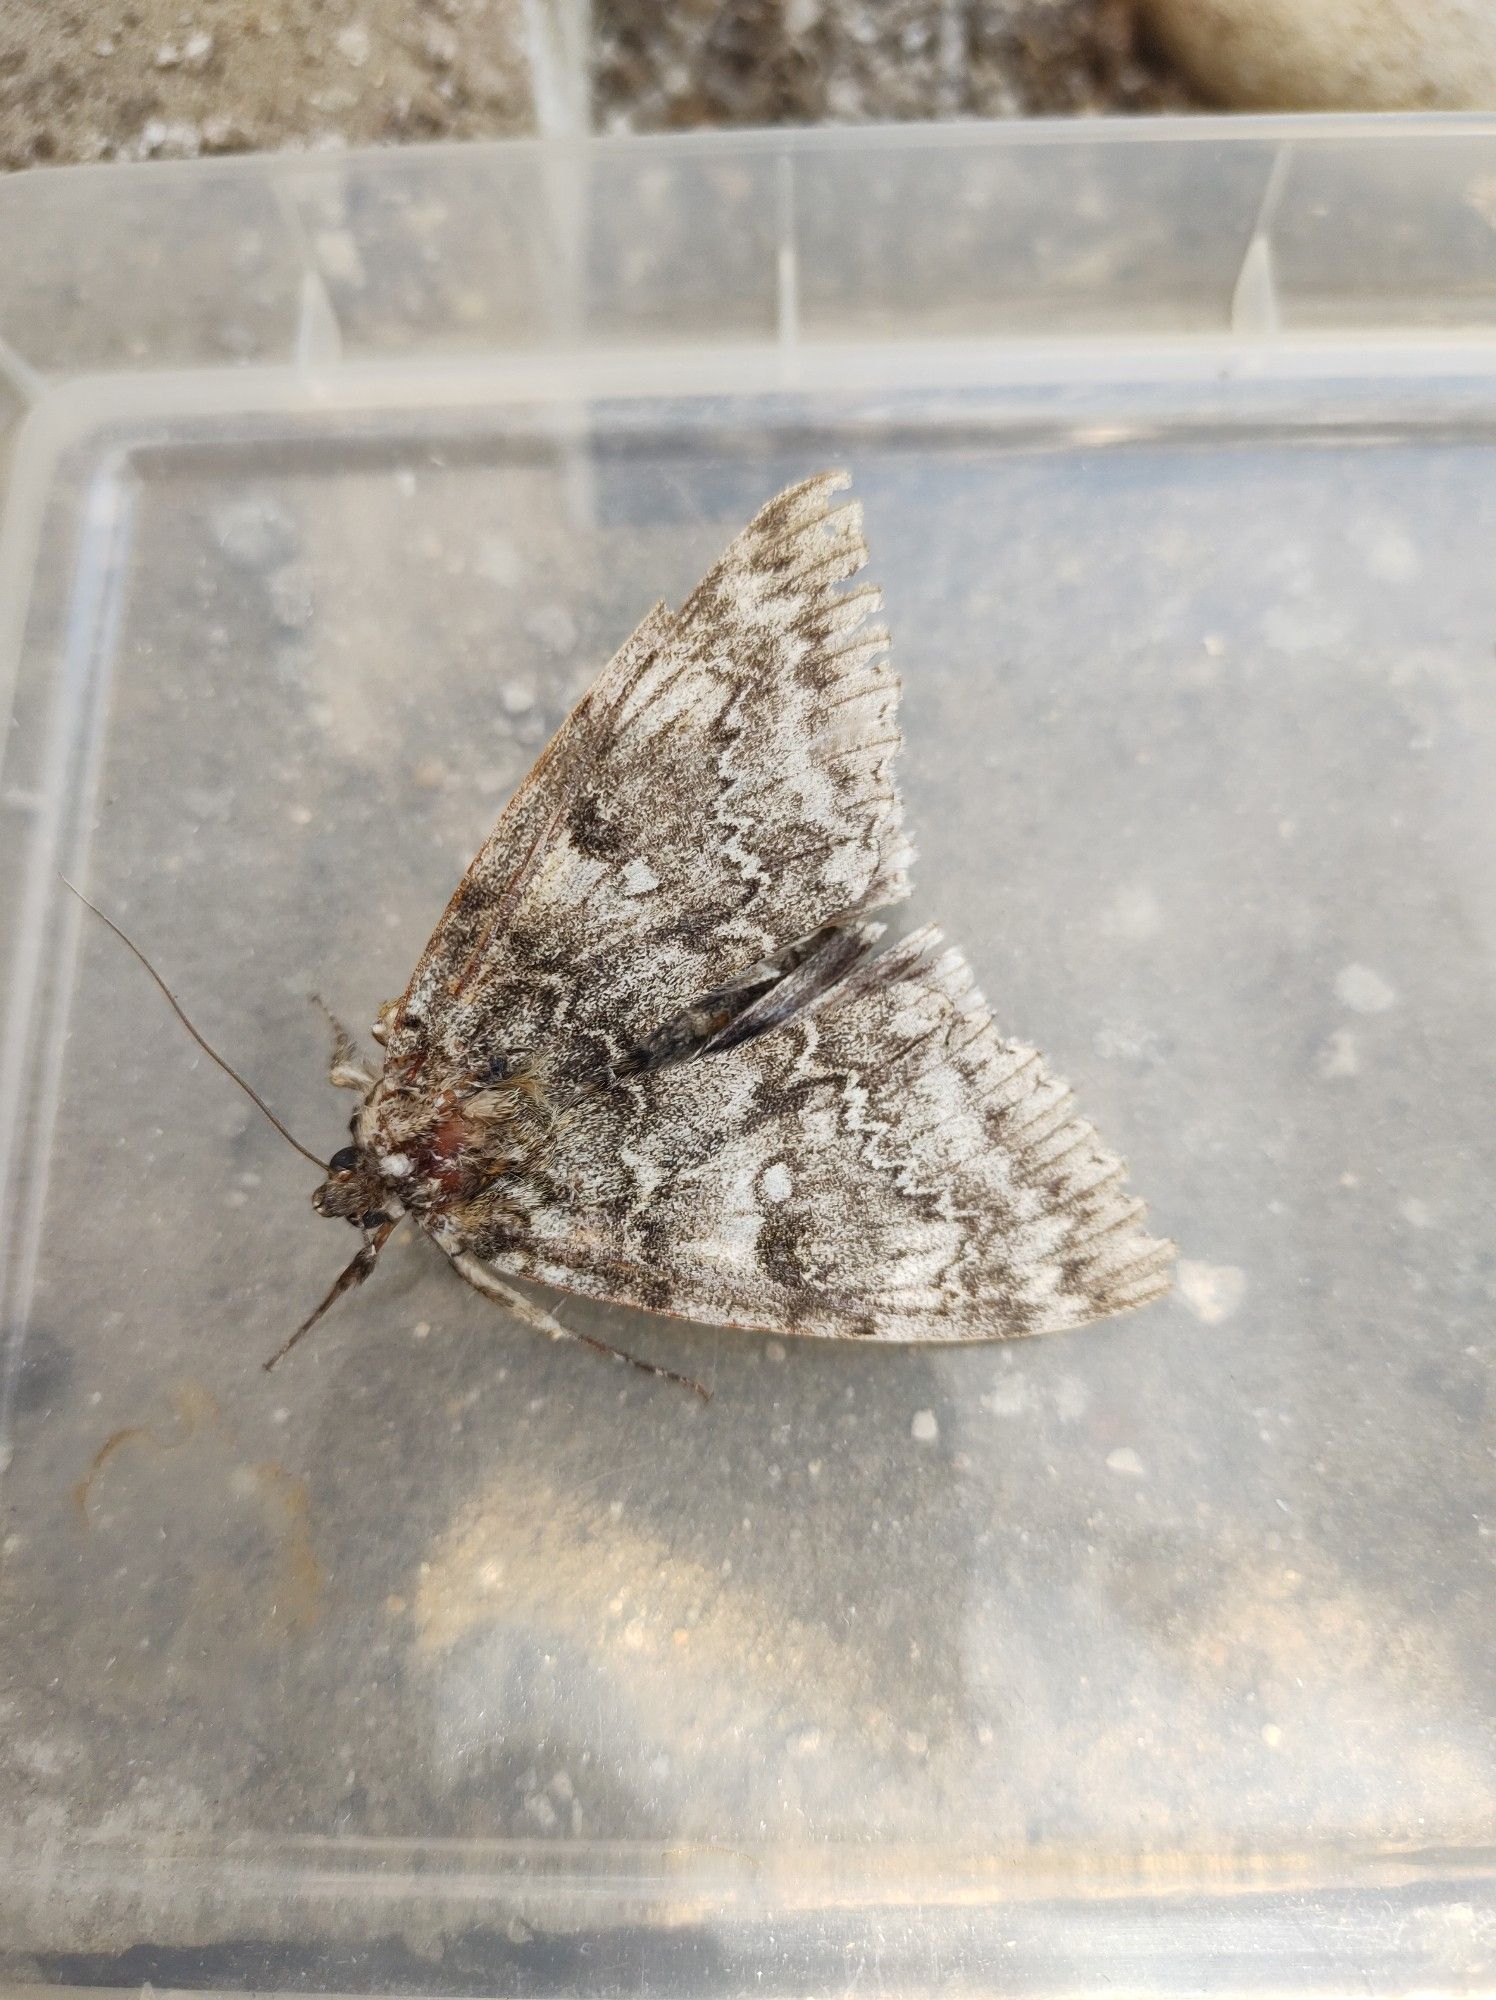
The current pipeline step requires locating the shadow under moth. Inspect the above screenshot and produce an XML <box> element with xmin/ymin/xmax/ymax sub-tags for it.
<box><xmin>82</xmin><ymin>472</ymin><xmax>1174</xmax><ymax>1397</ymax></box>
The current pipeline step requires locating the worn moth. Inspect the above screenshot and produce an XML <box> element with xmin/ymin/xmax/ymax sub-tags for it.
<box><xmin>87</xmin><ymin>472</ymin><xmax>1173</xmax><ymax>1396</ymax></box>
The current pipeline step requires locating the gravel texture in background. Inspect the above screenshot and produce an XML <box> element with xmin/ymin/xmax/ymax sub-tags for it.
<box><xmin>595</xmin><ymin>0</ymin><xmax>1193</xmax><ymax>129</ymax></box>
<box><xmin>0</xmin><ymin>0</ymin><xmax>539</xmax><ymax>169</ymax></box>
<box><xmin>0</xmin><ymin>0</ymin><xmax>1194</xmax><ymax>171</ymax></box>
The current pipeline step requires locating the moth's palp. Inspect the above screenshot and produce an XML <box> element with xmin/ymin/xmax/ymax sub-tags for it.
<box><xmin>264</xmin><ymin>1217</ymin><xmax>398</xmax><ymax>1370</ymax></box>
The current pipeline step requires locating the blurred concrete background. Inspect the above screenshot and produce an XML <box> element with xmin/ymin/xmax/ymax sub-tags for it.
<box><xmin>2</xmin><ymin>0</ymin><xmax>1494</xmax><ymax>170</ymax></box>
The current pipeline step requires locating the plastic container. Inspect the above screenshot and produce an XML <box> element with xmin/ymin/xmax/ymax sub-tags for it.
<box><xmin>1</xmin><ymin>117</ymin><xmax>1494</xmax><ymax>1994</ymax></box>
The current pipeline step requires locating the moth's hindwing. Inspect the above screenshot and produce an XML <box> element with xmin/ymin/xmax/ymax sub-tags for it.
<box><xmin>446</xmin><ymin>926</ymin><xmax>1173</xmax><ymax>1341</ymax></box>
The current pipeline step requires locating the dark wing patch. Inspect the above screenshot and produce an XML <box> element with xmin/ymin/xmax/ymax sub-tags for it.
<box><xmin>448</xmin><ymin>927</ymin><xmax>1174</xmax><ymax>1343</ymax></box>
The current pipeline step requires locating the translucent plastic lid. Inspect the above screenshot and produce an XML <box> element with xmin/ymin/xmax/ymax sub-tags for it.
<box><xmin>1</xmin><ymin>119</ymin><xmax>1493</xmax><ymax>1994</ymax></box>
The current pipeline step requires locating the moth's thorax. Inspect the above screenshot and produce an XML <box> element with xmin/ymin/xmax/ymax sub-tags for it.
<box><xmin>356</xmin><ymin>1068</ymin><xmax>553</xmax><ymax>1214</ymax></box>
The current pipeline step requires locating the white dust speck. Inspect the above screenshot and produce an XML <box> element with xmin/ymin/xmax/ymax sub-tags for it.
<box><xmin>1363</xmin><ymin>525</ymin><xmax>1420</xmax><ymax>583</ymax></box>
<box><xmin>394</xmin><ymin>467</ymin><xmax>417</xmax><ymax>498</ymax></box>
<box><xmin>1105</xmin><ymin>1446</ymin><xmax>1146</xmax><ymax>1478</ymax></box>
<box><xmin>1100</xmin><ymin>881</ymin><xmax>1163</xmax><ymax>942</ymax></box>
<box><xmin>981</xmin><ymin>1377</ymin><xmax>1029</xmax><ymax>1417</ymax></box>
<box><xmin>760</xmin><ymin>1161</ymin><xmax>792</xmax><ymax>1203</ymax></box>
<box><xmin>413</xmin><ymin>1320</ymin><xmax>431</xmax><ymax>1340</ymax></box>
<box><xmin>1202</xmin><ymin>632</ymin><xmax>1225</xmax><ymax>658</ymax></box>
<box><xmin>1335</xmin><ymin>963</ymin><xmax>1396</xmax><ymax>1014</ymax></box>
<box><xmin>525</xmin><ymin>604</ymin><xmax>578</xmax><ymax>655</ymax></box>
<box><xmin>1401</xmin><ymin>1197</ymin><xmax>1433</xmax><ymax>1229</ymax></box>
<box><xmin>911</xmin><ymin>1409</ymin><xmax>939</xmax><ymax>1444</ymax></box>
<box><xmin>1054</xmin><ymin>1374</ymin><xmax>1090</xmax><ymax>1423</ymax></box>
<box><xmin>335</xmin><ymin>21</ymin><xmax>371</xmax><ymax>65</ymax></box>
<box><xmin>1178</xmin><ymin>1260</ymin><xmax>1246</xmax><ymax>1325</ymax></box>
<box><xmin>1316</xmin><ymin>1027</ymin><xmax>1360</xmax><ymax>1079</ymax></box>
<box><xmin>620</xmin><ymin>856</ymin><xmax>660</xmax><ymax>897</ymax></box>
<box><xmin>1261</xmin><ymin>1723</ymin><xmax>1284</xmax><ymax>1748</ymax></box>
<box><xmin>500</xmin><ymin>679</ymin><xmax>535</xmax><ymax>716</ymax></box>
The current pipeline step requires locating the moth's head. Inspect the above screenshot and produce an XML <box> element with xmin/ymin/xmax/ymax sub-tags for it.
<box><xmin>313</xmin><ymin>1145</ymin><xmax>393</xmax><ymax>1230</ymax></box>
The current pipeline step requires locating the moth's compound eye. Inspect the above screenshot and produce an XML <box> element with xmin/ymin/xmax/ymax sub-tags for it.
<box><xmin>360</xmin><ymin>1210</ymin><xmax>389</xmax><ymax>1230</ymax></box>
<box><xmin>328</xmin><ymin>1145</ymin><xmax>361</xmax><ymax>1173</ymax></box>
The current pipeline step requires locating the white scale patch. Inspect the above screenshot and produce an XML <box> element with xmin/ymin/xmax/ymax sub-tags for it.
<box><xmin>760</xmin><ymin>1161</ymin><xmax>793</xmax><ymax>1203</ymax></box>
<box><xmin>621</xmin><ymin>856</ymin><xmax>660</xmax><ymax>897</ymax></box>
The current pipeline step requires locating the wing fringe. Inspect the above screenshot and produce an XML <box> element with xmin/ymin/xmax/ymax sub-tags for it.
<box><xmin>842</xmin><ymin>925</ymin><xmax>1175</xmax><ymax>1329</ymax></box>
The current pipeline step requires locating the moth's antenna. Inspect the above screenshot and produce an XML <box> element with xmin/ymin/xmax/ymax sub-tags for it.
<box><xmin>61</xmin><ymin>877</ymin><xmax>330</xmax><ymax>1172</ymax></box>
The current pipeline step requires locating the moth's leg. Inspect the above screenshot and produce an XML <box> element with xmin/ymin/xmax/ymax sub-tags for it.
<box><xmin>311</xmin><ymin>993</ymin><xmax>376</xmax><ymax>1092</ymax></box>
<box><xmin>446</xmin><ymin>1249</ymin><xmax>711</xmax><ymax>1402</ymax></box>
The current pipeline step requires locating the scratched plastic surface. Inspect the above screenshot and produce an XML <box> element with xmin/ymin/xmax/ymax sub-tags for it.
<box><xmin>0</xmin><ymin>125</ymin><xmax>1494</xmax><ymax>1996</ymax></box>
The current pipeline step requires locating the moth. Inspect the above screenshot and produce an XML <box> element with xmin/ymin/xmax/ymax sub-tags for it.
<box><xmin>84</xmin><ymin>472</ymin><xmax>1173</xmax><ymax>1396</ymax></box>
